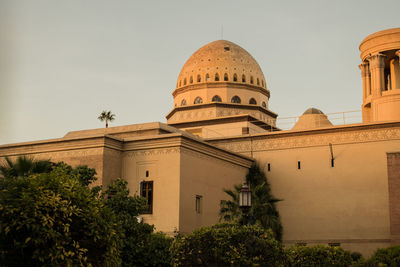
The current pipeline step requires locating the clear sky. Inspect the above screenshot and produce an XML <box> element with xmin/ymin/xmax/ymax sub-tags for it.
<box><xmin>0</xmin><ymin>0</ymin><xmax>399</xmax><ymax>144</ymax></box>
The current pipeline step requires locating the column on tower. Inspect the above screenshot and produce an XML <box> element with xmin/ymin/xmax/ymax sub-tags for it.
<box><xmin>367</xmin><ymin>53</ymin><xmax>387</xmax><ymax>97</ymax></box>
<box><xmin>359</xmin><ymin>62</ymin><xmax>371</xmax><ymax>99</ymax></box>
<box><xmin>391</xmin><ymin>51</ymin><xmax>400</xmax><ymax>90</ymax></box>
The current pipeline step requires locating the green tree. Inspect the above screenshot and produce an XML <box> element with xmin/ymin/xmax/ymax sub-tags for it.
<box><xmin>0</xmin><ymin>155</ymin><xmax>52</xmax><ymax>178</ymax></box>
<box><xmin>365</xmin><ymin>245</ymin><xmax>400</xmax><ymax>266</ymax></box>
<box><xmin>170</xmin><ymin>223</ymin><xmax>285</xmax><ymax>267</ymax></box>
<box><xmin>103</xmin><ymin>179</ymin><xmax>172</xmax><ymax>267</ymax></box>
<box><xmin>0</xmin><ymin>164</ymin><xmax>122</xmax><ymax>266</ymax></box>
<box><xmin>98</xmin><ymin>110</ymin><xmax>115</xmax><ymax>128</ymax></box>
<box><xmin>220</xmin><ymin>164</ymin><xmax>283</xmax><ymax>240</ymax></box>
<box><xmin>285</xmin><ymin>245</ymin><xmax>355</xmax><ymax>266</ymax></box>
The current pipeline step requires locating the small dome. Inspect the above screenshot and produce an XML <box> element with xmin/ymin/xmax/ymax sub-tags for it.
<box><xmin>176</xmin><ymin>40</ymin><xmax>266</xmax><ymax>90</ymax></box>
<box><xmin>292</xmin><ymin>108</ymin><xmax>333</xmax><ymax>130</ymax></box>
<box><xmin>303</xmin><ymin>107</ymin><xmax>324</xmax><ymax>115</ymax></box>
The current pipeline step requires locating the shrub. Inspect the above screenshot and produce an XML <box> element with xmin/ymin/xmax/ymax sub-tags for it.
<box><xmin>170</xmin><ymin>223</ymin><xmax>284</xmax><ymax>266</ymax></box>
<box><xmin>366</xmin><ymin>245</ymin><xmax>400</xmax><ymax>267</ymax></box>
<box><xmin>285</xmin><ymin>245</ymin><xmax>353</xmax><ymax>266</ymax></box>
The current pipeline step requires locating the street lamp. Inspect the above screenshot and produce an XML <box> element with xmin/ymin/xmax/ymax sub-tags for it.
<box><xmin>239</xmin><ymin>182</ymin><xmax>251</xmax><ymax>225</ymax></box>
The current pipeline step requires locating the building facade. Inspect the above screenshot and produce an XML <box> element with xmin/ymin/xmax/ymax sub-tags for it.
<box><xmin>1</xmin><ymin>28</ymin><xmax>400</xmax><ymax>256</ymax></box>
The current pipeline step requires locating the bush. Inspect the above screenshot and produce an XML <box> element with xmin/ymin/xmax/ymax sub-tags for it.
<box><xmin>0</xmin><ymin>165</ymin><xmax>122</xmax><ymax>266</ymax></box>
<box><xmin>285</xmin><ymin>245</ymin><xmax>354</xmax><ymax>267</ymax></box>
<box><xmin>170</xmin><ymin>223</ymin><xmax>284</xmax><ymax>266</ymax></box>
<box><xmin>365</xmin><ymin>245</ymin><xmax>400</xmax><ymax>267</ymax></box>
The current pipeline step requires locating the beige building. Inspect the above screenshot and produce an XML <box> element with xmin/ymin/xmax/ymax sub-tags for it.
<box><xmin>1</xmin><ymin>27</ymin><xmax>400</xmax><ymax>256</ymax></box>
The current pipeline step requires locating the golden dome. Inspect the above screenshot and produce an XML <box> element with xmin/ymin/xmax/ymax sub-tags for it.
<box><xmin>176</xmin><ymin>40</ymin><xmax>267</xmax><ymax>90</ymax></box>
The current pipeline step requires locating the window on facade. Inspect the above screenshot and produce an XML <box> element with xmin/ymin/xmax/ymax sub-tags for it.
<box><xmin>215</xmin><ymin>73</ymin><xmax>220</xmax><ymax>81</ymax></box>
<box><xmin>298</xmin><ymin>161</ymin><xmax>301</xmax><ymax>170</ymax></box>
<box><xmin>231</xmin><ymin>95</ymin><xmax>241</xmax><ymax>104</ymax></box>
<box><xmin>262</xmin><ymin>101</ymin><xmax>267</xmax><ymax>108</ymax></box>
<box><xmin>146</xmin><ymin>170</ymin><xmax>149</xmax><ymax>177</ymax></box>
<box><xmin>184</xmin><ymin>78</ymin><xmax>187</xmax><ymax>85</ymax></box>
<box><xmin>267</xmin><ymin>163</ymin><xmax>271</xmax><ymax>172</ymax></box>
<box><xmin>195</xmin><ymin>195</ymin><xmax>202</xmax><ymax>214</ymax></box>
<box><xmin>224</xmin><ymin>73</ymin><xmax>228</xmax><ymax>81</ymax></box>
<box><xmin>197</xmin><ymin>75</ymin><xmax>201</xmax><ymax>82</ymax></box>
<box><xmin>206</xmin><ymin>73</ymin><xmax>210</xmax><ymax>82</ymax></box>
<box><xmin>179</xmin><ymin>80</ymin><xmax>181</xmax><ymax>87</ymax></box>
<box><xmin>328</xmin><ymin>243</ymin><xmax>340</xmax><ymax>247</ymax></box>
<box><xmin>250</xmin><ymin>76</ymin><xmax>254</xmax><ymax>84</ymax></box>
<box><xmin>212</xmin><ymin>95</ymin><xmax>222</xmax><ymax>102</ymax></box>
<box><xmin>262</xmin><ymin>80</ymin><xmax>264</xmax><ymax>87</ymax></box>
<box><xmin>140</xmin><ymin>181</ymin><xmax>153</xmax><ymax>214</ymax></box>
<box><xmin>257</xmin><ymin>78</ymin><xmax>260</xmax><ymax>85</ymax></box>
<box><xmin>190</xmin><ymin>76</ymin><xmax>193</xmax><ymax>84</ymax></box>
<box><xmin>181</xmin><ymin>99</ymin><xmax>187</xmax><ymax>106</ymax></box>
<box><xmin>242</xmin><ymin>74</ymin><xmax>246</xmax><ymax>83</ymax></box>
<box><xmin>233</xmin><ymin>73</ymin><xmax>238</xmax><ymax>82</ymax></box>
<box><xmin>249</xmin><ymin>98</ymin><xmax>257</xmax><ymax>105</ymax></box>
<box><xmin>296</xmin><ymin>242</ymin><xmax>307</xmax><ymax>246</ymax></box>
<box><xmin>194</xmin><ymin>97</ymin><xmax>203</xmax><ymax>104</ymax></box>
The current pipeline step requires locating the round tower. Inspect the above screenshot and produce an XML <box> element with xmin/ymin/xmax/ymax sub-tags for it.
<box><xmin>359</xmin><ymin>28</ymin><xmax>400</xmax><ymax>123</ymax></box>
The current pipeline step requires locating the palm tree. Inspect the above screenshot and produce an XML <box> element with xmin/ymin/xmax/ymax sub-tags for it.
<box><xmin>0</xmin><ymin>155</ymin><xmax>52</xmax><ymax>178</ymax></box>
<box><xmin>98</xmin><ymin>110</ymin><xmax>115</xmax><ymax>128</ymax></box>
<box><xmin>219</xmin><ymin>164</ymin><xmax>283</xmax><ymax>240</ymax></box>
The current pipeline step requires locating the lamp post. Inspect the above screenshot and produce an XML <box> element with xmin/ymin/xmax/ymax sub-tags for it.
<box><xmin>239</xmin><ymin>182</ymin><xmax>251</xmax><ymax>225</ymax></box>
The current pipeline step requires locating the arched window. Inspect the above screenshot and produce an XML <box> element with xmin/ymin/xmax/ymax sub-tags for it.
<box><xmin>190</xmin><ymin>76</ymin><xmax>193</xmax><ymax>84</ymax></box>
<box><xmin>242</xmin><ymin>74</ymin><xmax>246</xmax><ymax>83</ymax></box>
<box><xmin>184</xmin><ymin>78</ymin><xmax>187</xmax><ymax>85</ymax></box>
<box><xmin>181</xmin><ymin>99</ymin><xmax>187</xmax><ymax>106</ymax></box>
<box><xmin>250</xmin><ymin>76</ymin><xmax>254</xmax><ymax>84</ymax></box>
<box><xmin>215</xmin><ymin>73</ymin><xmax>220</xmax><ymax>81</ymax></box>
<box><xmin>206</xmin><ymin>73</ymin><xmax>210</xmax><ymax>82</ymax></box>
<box><xmin>233</xmin><ymin>73</ymin><xmax>238</xmax><ymax>82</ymax></box>
<box><xmin>224</xmin><ymin>73</ymin><xmax>228</xmax><ymax>81</ymax></box>
<box><xmin>262</xmin><ymin>101</ymin><xmax>266</xmax><ymax>108</ymax></box>
<box><xmin>249</xmin><ymin>98</ymin><xmax>257</xmax><ymax>105</ymax></box>
<box><xmin>231</xmin><ymin>95</ymin><xmax>241</xmax><ymax>104</ymax></box>
<box><xmin>179</xmin><ymin>80</ymin><xmax>181</xmax><ymax>87</ymax></box>
<box><xmin>212</xmin><ymin>95</ymin><xmax>222</xmax><ymax>102</ymax></box>
<box><xmin>261</xmin><ymin>80</ymin><xmax>264</xmax><ymax>87</ymax></box>
<box><xmin>197</xmin><ymin>75</ymin><xmax>201</xmax><ymax>82</ymax></box>
<box><xmin>194</xmin><ymin>97</ymin><xmax>203</xmax><ymax>104</ymax></box>
<box><xmin>257</xmin><ymin>78</ymin><xmax>260</xmax><ymax>86</ymax></box>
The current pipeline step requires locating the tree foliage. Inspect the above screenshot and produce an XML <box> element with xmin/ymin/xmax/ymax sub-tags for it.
<box><xmin>365</xmin><ymin>245</ymin><xmax>400</xmax><ymax>266</ymax></box>
<box><xmin>0</xmin><ymin>164</ymin><xmax>122</xmax><ymax>266</ymax></box>
<box><xmin>98</xmin><ymin>110</ymin><xmax>115</xmax><ymax>128</ymax></box>
<box><xmin>170</xmin><ymin>223</ymin><xmax>284</xmax><ymax>267</ymax></box>
<box><xmin>103</xmin><ymin>179</ymin><xmax>172</xmax><ymax>267</ymax></box>
<box><xmin>0</xmin><ymin>156</ymin><xmax>52</xmax><ymax>178</ymax></box>
<box><xmin>220</xmin><ymin>164</ymin><xmax>283</xmax><ymax>240</ymax></box>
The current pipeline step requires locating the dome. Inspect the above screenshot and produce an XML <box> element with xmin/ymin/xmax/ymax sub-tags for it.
<box><xmin>176</xmin><ymin>40</ymin><xmax>267</xmax><ymax>90</ymax></box>
<box><xmin>292</xmin><ymin>108</ymin><xmax>333</xmax><ymax>131</ymax></box>
<box><xmin>303</xmin><ymin>107</ymin><xmax>324</xmax><ymax>115</ymax></box>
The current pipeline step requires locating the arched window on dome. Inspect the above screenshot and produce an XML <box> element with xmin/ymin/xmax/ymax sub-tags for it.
<box><xmin>261</xmin><ymin>80</ymin><xmax>264</xmax><ymax>87</ymax></box>
<box><xmin>250</xmin><ymin>76</ymin><xmax>254</xmax><ymax>84</ymax></box>
<box><xmin>184</xmin><ymin>78</ymin><xmax>187</xmax><ymax>85</ymax></box>
<box><xmin>206</xmin><ymin>73</ymin><xmax>210</xmax><ymax>82</ymax></box>
<box><xmin>212</xmin><ymin>95</ymin><xmax>222</xmax><ymax>102</ymax></box>
<box><xmin>257</xmin><ymin>78</ymin><xmax>260</xmax><ymax>86</ymax></box>
<box><xmin>233</xmin><ymin>73</ymin><xmax>238</xmax><ymax>82</ymax></box>
<box><xmin>242</xmin><ymin>75</ymin><xmax>246</xmax><ymax>83</ymax></box>
<box><xmin>181</xmin><ymin>99</ymin><xmax>187</xmax><ymax>106</ymax></box>
<box><xmin>190</xmin><ymin>76</ymin><xmax>193</xmax><ymax>84</ymax></box>
<box><xmin>231</xmin><ymin>95</ymin><xmax>241</xmax><ymax>104</ymax></box>
<box><xmin>197</xmin><ymin>75</ymin><xmax>201</xmax><ymax>82</ymax></box>
<box><xmin>179</xmin><ymin>80</ymin><xmax>181</xmax><ymax>87</ymax></box>
<box><xmin>224</xmin><ymin>73</ymin><xmax>228</xmax><ymax>81</ymax></box>
<box><xmin>215</xmin><ymin>73</ymin><xmax>220</xmax><ymax>81</ymax></box>
<box><xmin>194</xmin><ymin>97</ymin><xmax>203</xmax><ymax>104</ymax></box>
<box><xmin>262</xmin><ymin>101</ymin><xmax>267</xmax><ymax>108</ymax></box>
<box><xmin>249</xmin><ymin>98</ymin><xmax>257</xmax><ymax>105</ymax></box>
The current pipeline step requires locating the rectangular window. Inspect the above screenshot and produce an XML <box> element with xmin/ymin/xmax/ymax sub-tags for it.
<box><xmin>267</xmin><ymin>163</ymin><xmax>271</xmax><ymax>172</ymax></box>
<box><xmin>331</xmin><ymin>158</ymin><xmax>335</xmax><ymax>167</ymax></box>
<box><xmin>140</xmin><ymin>181</ymin><xmax>153</xmax><ymax>214</ymax></box>
<box><xmin>296</xmin><ymin>242</ymin><xmax>307</xmax><ymax>246</ymax></box>
<box><xmin>298</xmin><ymin>161</ymin><xmax>301</xmax><ymax>169</ymax></box>
<box><xmin>195</xmin><ymin>195</ymin><xmax>202</xmax><ymax>214</ymax></box>
<box><xmin>328</xmin><ymin>242</ymin><xmax>340</xmax><ymax>247</ymax></box>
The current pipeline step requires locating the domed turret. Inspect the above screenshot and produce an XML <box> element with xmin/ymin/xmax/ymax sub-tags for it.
<box><xmin>292</xmin><ymin>108</ymin><xmax>333</xmax><ymax>130</ymax></box>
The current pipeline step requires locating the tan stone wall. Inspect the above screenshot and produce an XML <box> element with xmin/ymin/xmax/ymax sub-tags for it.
<box><xmin>208</xmin><ymin>123</ymin><xmax>400</xmax><ymax>256</ymax></box>
<box><xmin>178</xmin><ymin>147</ymin><xmax>249</xmax><ymax>233</ymax></box>
<box><xmin>387</xmin><ymin>152</ymin><xmax>400</xmax><ymax>244</ymax></box>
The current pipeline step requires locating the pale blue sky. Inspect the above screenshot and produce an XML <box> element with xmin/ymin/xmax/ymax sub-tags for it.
<box><xmin>0</xmin><ymin>0</ymin><xmax>399</xmax><ymax>144</ymax></box>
